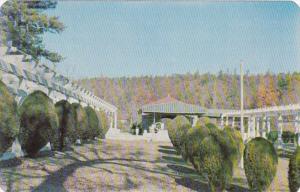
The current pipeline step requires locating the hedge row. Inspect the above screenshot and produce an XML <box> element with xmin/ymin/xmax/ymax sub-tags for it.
<box><xmin>0</xmin><ymin>80</ymin><xmax>109</xmax><ymax>157</ymax></box>
<box><xmin>165</xmin><ymin>116</ymin><xmax>282</xmax><ymax>191</ymax></box>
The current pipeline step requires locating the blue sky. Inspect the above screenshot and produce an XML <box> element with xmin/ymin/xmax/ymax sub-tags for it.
<box><xmin>43</xmin><ymin>1</ymin><xmax>300</xmax><ymax>78</ymax></box>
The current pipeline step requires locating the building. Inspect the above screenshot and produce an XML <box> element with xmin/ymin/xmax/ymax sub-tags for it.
<box><xmin>141</xmin><ymin>95</ymin><xmax>223</xmax><ymax>132</ymax></box>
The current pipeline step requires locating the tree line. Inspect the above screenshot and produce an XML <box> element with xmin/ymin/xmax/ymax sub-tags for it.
<box><xmin>79</xmin><ymin>71</ymin><xmax>300</xmax><ymax>120</ymax></box>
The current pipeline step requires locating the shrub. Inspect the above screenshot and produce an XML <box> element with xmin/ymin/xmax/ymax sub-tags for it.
<box><xmin>267</xmin><ymin>131</ymin><xmax>278</xmax><ymax>143</ymax></box>
<box><xmin>71</xmin><ymin>103</ymin><xmax>88</xmax><ymax>141</ymax></box>
<box><xmin>196</xmin><ymin>116</ymin><xmax>211</xmax><ymax>127</ymax></box>
<box><xmin>181</xmin><ymin>125</ymin><xmax>210</xmax><ymax>169</ymax></box>
<box><xmin>169</xmin><ymin>116</ymin><xmax>191</xmax><ymax>153</ymax></box>
<box><xmin>244</xmin><ymin>137</ymin><xmax>278</xmax><ymax>191</ymax></box>
<box><xmin>185</xmin><ymin>123</ymin><xmax>241</xmax><ymax>191</ymax></box>
<box><xmin>0</xmin><ymin>80</ymin><xmax>19</xmax><ymax>153</ymax></box>
<box><xmin>55</xmin><ymin>100</ymin><xmax>76</xmax><ymax>149</ymax></box>
<box><xmin>289</xmin><ymin>147</ymin><xmax>300</xmax><ymax>192</ymax></box>
<box><xmin>97</xmin><ymin>110</ymin><xmax>109</xmax><ymax>138</ymax></box>
<box><xmin>282</xmin><ymin>131</ymin><xmax>295</xmax><ymax>144</ymax></box>
<box><xmin>85</xmin><ymin>106</ymin><xmax>100</xmax><ymax>139</ymax></box>
<box><xmin>19</xmin><ymin>91</ymin><xmax>58</xmax><ymax>157</ymax></box>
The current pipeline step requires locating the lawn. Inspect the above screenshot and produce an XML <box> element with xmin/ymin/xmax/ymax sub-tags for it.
<box><xmin>0</xmin><ymin>139</ymin><xmax>289</xmax><ymax>191</ymax></box>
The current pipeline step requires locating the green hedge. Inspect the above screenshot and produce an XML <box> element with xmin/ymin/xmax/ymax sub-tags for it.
<box><xmin>85</xmin><ymin>106</ymin><xmax>100</xmax><ymax>139</ymax></box>
<box><xmin>71</xmin><ymin>103</ymin><xmax>88</xmax><ymax>142</ymax></box>
<box><xmin>55</xmin><ymin>100</ymin><xmax>76</xmax><ymax>150</ymax></box>
<box><xmin>182</xmin><ymin>123</ymin><xmax>239</xmax><ymax>191</ymax></box>
<box><xmin>0</xmin><ymin>80</ymin><xmax>19</xmax><ymax>153</ymax></box>
<box><xmin>288</xmin><ymin>147</ymin><xmax>300</xmax><ymax>192</ymax></box>
<box><xmin>19</xmin><ymin>91</ymin><xmax>58</xmax><ymax>157</ymax></box>
<box><xmin>169</xmin><ymin>115</ymin><xmax>191</xmax><ymax>154</ymax></box>
<box><xmin>97</xmin><ymin>110</ymin><xmax>109</xmax><ymax>139</ymax></box>
<box><xmin>244</xmin><ymin>137</ymin><xmax>278</xmax><ymax>191</ymax></box>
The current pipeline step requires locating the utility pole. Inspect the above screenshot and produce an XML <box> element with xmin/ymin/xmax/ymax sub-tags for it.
<box><xmin>240</xmin><ymin>62</ymin><xmax>244</xmax><ymax>141</ymax></box>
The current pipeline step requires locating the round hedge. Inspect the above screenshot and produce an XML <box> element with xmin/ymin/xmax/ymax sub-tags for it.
<box><xmin>244</xmin><ymin>137</ymin><xmax>278</xmax><ymax>191</ymax></box>
<box><xmin>97</xmin><ymin>110</ymin><xmax>109</xmax><ymax>139</ymax></box>
<box><xmin>19</xmin><ymin>91</ymin><xmax>58</xmax><ymax>157</ymax></box>
<box><xmin>71</xmin><ymin>103</ymin><xmax>88</xmax><ymax>141</ymax></box>
<box><xmin>55</xmin><ymin>100</ymin><xmax>76</xmax><ymax>150</ymax></box>
<box><xmin>85</xmin><ymin>106</ymin><xmax>100</xmax><ymax>140</ymax></box>
<box><xmin>181</xmin><ymin>125</ymin><xmax>210</xmax><ymax>169</ymax></box>
<box><xmin>289</xmin><ymin>147</ymin><xmax>300</xmax><ymax>192</ymax></box>
<box><xmin>184</xmin><ymin>123</ymin><xmax>239</xmax><ymax>191</ymax></box>
<box><xmin>0</xmin><ymin>80</ymin><xmax>19</xmax><ymax>153</ymax></box>
<box><xmin>169</xmin><ymin>115</ymin><xmax>191</xmax><ymax>153</ymax></box>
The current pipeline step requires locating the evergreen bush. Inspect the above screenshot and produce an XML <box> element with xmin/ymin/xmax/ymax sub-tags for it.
<box><xmin>0</xmin><ymin>80</ymin><xmax>19</xmax><ymax>153</ymax></box>
<box><xmin>244</xmin><ymin>137</ymin><xmax>278</xmax><ymax>191</ymax></box>
<box><xmin>85</xmin><ymin>106</ymin><xmax>100</xmax><ymax>139</ymax></box>
<box><xmin>55</xmin><ymin>100</ymin><xmax>76</xmax><ymax>150</ymax></box>
<box><xmin>288</xmin><ymin>147</ymin><xmax>300</xmax><ymax>192</ymax></box>
<box><xmin>19</xmin><ymin>91</ymin><xmax>58</xmax><ymax>157</ymax></box>
<box><xmin>97</xmin><ymin>110</ymin><xmax>109</xmax><ymax>138</ymax></box>
<box><xmin>71</xmin><ymin>103</ymin><xmax>88</xmax><ymax>142</ymax></box>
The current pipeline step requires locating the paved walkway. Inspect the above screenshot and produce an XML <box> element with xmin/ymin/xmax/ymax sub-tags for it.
<box><xmin>0</xmin><ymin>139</ymin><xmax>289</xmax><ymax>192</ymax></box>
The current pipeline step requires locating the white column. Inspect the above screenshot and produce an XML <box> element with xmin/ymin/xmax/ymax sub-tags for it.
<box><xmin>262</xmin><ymin>116</ymin><xmax>267</xmax><ymax>138</ymax></box>
<box><xmin>251</xmin><ymin>116</ymin><xmax>256</xmax><ymax>138</ymax></box>
<box><xmin>114</xmin><ymin>111</ymin><xmax>117</xmax><ymax>129</ymax></box>
<box><xmin>225</xmin><ymin>116</ymin><xmax>229</xmax><ymax>126</ymax></box>
<box><xmin>232</xmin><ymin>117</ymin><xmax>235</xmax><ymax>128</ymax></box>
<box><xmin>267</xmin><ymin>117</ymin><xmax>271</xmax><ymax>134</ymax></box>
<box><xmin>278</xmin><ymin>115</ymin><xmax>283</xmax><ymax>148</ymax></box>
<box><xmin>256</xmin><ymin>117</ymin><xmax>260</xmax><ymax>137</ymax></box>
<box><xmin>247</xmin><ymin>116</ymin><xmax>251</xmax><ymax>140</ymax></box>
<box><xmin>221</xmin><ymin>115</ymin><xmax>224</xmax><ymax>128</ymax></box>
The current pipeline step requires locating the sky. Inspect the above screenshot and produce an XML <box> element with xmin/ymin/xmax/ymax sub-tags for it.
<box><xmin>43</xmin><ymin>1</ymin><xmax>300</xmax><ymax>78</ymax></box>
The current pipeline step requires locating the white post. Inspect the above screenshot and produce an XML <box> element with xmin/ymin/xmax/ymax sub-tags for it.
<box><xmin>278</xmin><ymin>115</ymin><xmax>283</xmax><ymax>148</ymax></box>
<box><xmin>221</xmin><ymin>115</ymin><xmax>224</xmax><ymax>128</ymax></box>
<box><xmin>240</xmin><ymin>62</ymin><xmax>245</xmax><ymax>141</ymax></box>
<box><xmin>225</xmin><ymin>116</ymin><xmax>229</xmax><ymax>126</ymax></box>
<box><xmin>114</xmin><ymin>111</ymin><xmax>117</xmax><ymax>129</ymax></box>
<box><xmin>251</xmin><ymin>116</ymin><xmax>256</xmax><ymax>138</ymax></box>
<box><xmin>232</xmin><ymin>117</ymin><xmax>235</xmax><ymax>128</ymax></box>
<box><xmin>256</xmin><ymin>117</ymin><xmax>260</xmax><ymax>137</ymax></box>
<box><xmin>247</xmin><ymin>116</ymin><xmax>251</xmax><ymax>139</ymax></box>
<box><xmin>262</xmin><ymin>116</ymin><xmax>267</xmax><ymax>138</ymax></box>
<box><xmin>267</xmin><ymin>116</ymin><xmax>271</xmax><ymax>134</ymax></box>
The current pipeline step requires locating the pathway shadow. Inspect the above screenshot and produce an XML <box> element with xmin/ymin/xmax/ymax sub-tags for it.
<box><xmin>158</xmin><ymin>149</ymin><xmax>177</xmax><ymax>155</ymax></box>
<box><xmin>227</xmin><ymin>184</ymin><xmax>250</xmax><ymax>192</ymax></box>
<box><xmin>0</xmin><ymin>158</ymin><xmax>22</xmax><ymax>168</ymax></box>
<box><xmin>167</xmin><ymin>164</ymin><xmax>197</xmax><ymax>175</ymax></box>
<box><xmin>162</xmin><ymin>155</ymin><xmax>185</xmax><ymax>164</ymax></box>
<box><xmin>175</xmin><ymin>177</ymin><xmax>210</xmax><ymax>191</ymax></box>
<box><xmin>159</xmin><ymin>145</ymin><xmax>174</xmax><ymax>150</ymax></box>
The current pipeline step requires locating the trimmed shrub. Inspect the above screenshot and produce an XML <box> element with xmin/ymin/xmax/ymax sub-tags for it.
<box><xmin>71</xmin><ymin>103</ymin><xmax>88</xmax><ymax>141</ymax></box>
<box><xmin>169</xmin><ymin>116</ymin><xmax>191</xmax><ymax>153</ymax></box>
<box><xmin>222</xmin><ymin>127</ymin><xmax>244</xmax><ymax>167</ymax></box>
<box><xmin>0</xmin><ymin>80</ymin><xmax>19</xmax><ymax>153</ymax></box>
<box><xmin>196</xmin><ymin>116</ymin><xmax>211</xmax><ymax>127</ymax></box>
<box><xmin>55</xmin><ymin>100</ymin><xmax>76</xmax><ymax>150</ymax></box>
<box><xmin>97</xmin><ymin>110</ymin><xmax>109</xmax><ymax>139</ymax></box>
<box><xmin>282</xmin><ymin>131</ymin><xmax>295</xmax><ymax>144</ymax></box>
<box><xmin>244</xmin><ymin>137</ymin><xmax>278</xmax><ymax>191</ymax></box>
<box><xmin>85</xmin><ymin>106</ymin><xmax>100</xmax><ymax>139</ymax></box>
<box><xmin>289</xmin><ymin>147</ymin><xmax>300</xmax><ymax>192</ymax></box>
<box><xmin>267</xmin><ymin>131</ymin><xmax>278</xmax><ymax>143</ymax></box>
<box><xmin>181</xmin><ymin>125</ymin><xmax>210</xmax><ymax>169</ymax></box>
<box><xmin>19</xmin><ymin>91</ymin><xmax>58</xmax><ymax>157</ymax></box>
<box><xmin>185</xmin><ymin>123</ymin><xmax>241</xmax><ymax>191</ymax></box>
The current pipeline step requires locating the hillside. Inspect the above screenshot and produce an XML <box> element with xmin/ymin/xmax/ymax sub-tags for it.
<box><xmin>79</xmin><ymin>72</ymin><xmax>300</xmax><ymax>120</ymax></box>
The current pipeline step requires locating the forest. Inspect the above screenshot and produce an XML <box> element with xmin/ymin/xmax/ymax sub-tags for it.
<box><xmin>79</xmin><ymin>71</ymin><xmax>300</xmax><ymax>121</ymax></box>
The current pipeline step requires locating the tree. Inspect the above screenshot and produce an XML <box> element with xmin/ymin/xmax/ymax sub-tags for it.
<box><xmin>0</xmin><ymin>80</ymin><xmax>19</xmax><ymax>153</ymax></box>
<box><xmin>0</xmin><ymin>0</ymin><xmax>65</xmax><ymax>63</ymax></box>
<box><xmin>244</xmin><ymin>137</ymin><xmax>278</xmax><ymax>191</ymax></box>
<box><xmin>19</xmin><ymin>91</ymin><xmax>58</xmax><ymax>157</ymax></box>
